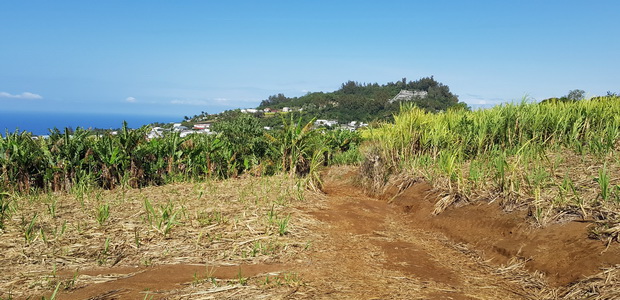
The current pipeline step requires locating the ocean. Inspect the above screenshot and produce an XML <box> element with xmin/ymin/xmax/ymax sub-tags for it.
<box><xmin>0</xmin><ymin>111</ymin><xmax>181</xmax><ymax>136</ymax></box>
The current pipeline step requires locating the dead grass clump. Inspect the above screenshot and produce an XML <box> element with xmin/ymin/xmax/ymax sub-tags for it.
<box><xmin>359</xmin><ymin>145</ymin><xmax>392</xmax><ymax>195</ymax></box>
<box><xmin>440</xmin><ymin>236</ymin><xmax>555</xmax><ymax>299</ymax></box>
<box><xmin>560</xmin><ymin>265</ymin><xmax>620</xmax><ymax>299</ymax></box>
<box><xmin>494</xmin><ymin>257</ymin><xmax>555</xmax><ymax>299</ymax></box>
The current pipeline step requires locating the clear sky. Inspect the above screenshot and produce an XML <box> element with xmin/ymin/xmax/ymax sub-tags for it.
<box><xmin>1</xmin><ymin>0</ymin><xmax>618</xmax><ymax>118</ymax></box>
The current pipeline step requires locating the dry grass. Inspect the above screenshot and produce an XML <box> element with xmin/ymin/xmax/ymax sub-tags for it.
<box><xmin>393</xmin><ymin>147</ymin><xmax>620</xmax><ymax>233</ymax></box>
<box><xmin>444</xmin><ymin>240</ymin><xmax>554</xmax><ymax>300</ymax></box>
<box><xmin>0</xmin><ymin>174</ymin><xmax>316</xmax><ymax>299</ymax></box>
<box><xmin>560</xmin><ymin>265</ymin><xmax>620</xmax><ymax>299</ymax></box>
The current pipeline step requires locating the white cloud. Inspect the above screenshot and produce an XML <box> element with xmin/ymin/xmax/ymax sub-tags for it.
<box><xmin>462</xmin><ymin>93</ymin><xmax>507</xmax><ymax>107</ymax></box>
<box><xmin>467</xmin><ymin>99</ymin><xmax>491</xmax><ymax>105</ymax></box>
<box><xmin>126</xmin><ymin>96</ymin><xmax>136</xmax><ymax>103</ymax></box>
<box><xmin>0</xmin><ymin>91</ymin><xmax>43</xmax><ymax>99</ymax></box>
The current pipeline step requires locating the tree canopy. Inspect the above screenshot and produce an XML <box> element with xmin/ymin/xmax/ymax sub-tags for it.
<box><xmin>257</xmin><ymin>77</ymin><xmax>464</xmax><ymax>123</ymax></box>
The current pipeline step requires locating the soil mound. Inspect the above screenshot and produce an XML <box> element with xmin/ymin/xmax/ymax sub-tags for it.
<box><xmin>389</xmin><ymin>180</ymin><xmax>620</xmax><ymax>286</ymax></box>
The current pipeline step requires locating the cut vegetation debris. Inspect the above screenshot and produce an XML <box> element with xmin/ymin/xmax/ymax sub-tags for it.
<box><xmin>0</xmin><ymin>175</ymin><xmax>316</xmax><ymax>299</ymax></box>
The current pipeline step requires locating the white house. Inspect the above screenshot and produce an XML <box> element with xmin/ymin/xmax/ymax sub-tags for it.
<box><xmin>193</xmin><ymin>123</ymin><xmax>210</xmax><ymax>130</ymax></box>
<box><xmin>146</xmin><ymin>127</ymin><xmax>166</xmax><ymax>139</ymax></box>
<box><xmin>315</xmin><ymin>119</ymin><xmax>339</xmax><ymax>127</ymax></box>
<box><xmin>172</xmin><ymin>125</ymin><xmax>188</xmax><ymax>132</ymax></box>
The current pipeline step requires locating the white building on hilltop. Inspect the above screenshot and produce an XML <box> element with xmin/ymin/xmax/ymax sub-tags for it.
<box><xmin>389</xmin><ymin>90</ymin><xmax>428</xmax><ymax>103</ymax></box>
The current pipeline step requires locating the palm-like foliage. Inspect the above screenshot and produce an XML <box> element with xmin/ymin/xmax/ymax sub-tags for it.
<box><xmin>269</xmin><ymin>115</ymin><xmax>322</xmax><ymax>176</ymax></box>
<box><xmin>0</xmin><ymin>130</ymin><xmax>45</xmax><ymax>191</ymax></box>
<box><xmin>0</xmin><ymin>116</ymin><xmax>362</xmax><ymax>193</ymax></box>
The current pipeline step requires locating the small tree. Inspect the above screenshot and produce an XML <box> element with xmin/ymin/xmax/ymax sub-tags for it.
<box><xmin>566</xmin><ymin>89</ymin><xmax>585</xmax><ymax>101</ymax></box>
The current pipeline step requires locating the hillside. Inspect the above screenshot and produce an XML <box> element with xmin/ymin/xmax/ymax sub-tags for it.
<box><xmin>256</xmin><ymin>77</ymin><xmax>467</xmax><ymax>123</ymax></box>
<box><xmin>184</xmin><ymin>77</ymin><xmax>467</xmax><ymax>127</ymax></box>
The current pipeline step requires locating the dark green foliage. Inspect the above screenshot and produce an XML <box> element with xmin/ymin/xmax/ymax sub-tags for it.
<box><xmin>212</xmin><ymin>113</ymin><xmax>270</xmax><ymax>176</ymax></box>
<box><xmin>256</xmin><ymin>77</ymin><xmax>464</xmax><ymax>123</ymax></box>
<box><xmin>0</xmin><ymin>116</ymin><xmax>363</xmax><ymax>193</ymax></box>
<box><xmin>541</xmin><ymin>89</ymin><xmax>589</xmax><ymax>104</ymax></box>
<box><xmin>260</xmin><ymin>93</ymin><xmax>290</xmax><ymax>108</ymax></box>
<box><xmin>567</xmin><ymin>89</ymin><xmax>586</xmax><ymax>101</ymax></box>
<box><xmin>0</xmin><ymin>190</ymin><xmax>10</xmax><ymax>230</ymax></box>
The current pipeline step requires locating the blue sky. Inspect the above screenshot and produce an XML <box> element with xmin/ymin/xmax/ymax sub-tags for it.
<box><xmin>1</xmin><ymin>1</ymin><xmax>618</xmax><ymax>118</ymax></box>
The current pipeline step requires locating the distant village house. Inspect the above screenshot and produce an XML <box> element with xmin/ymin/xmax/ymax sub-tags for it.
<box><xmin>314</xmin><ymin>119</ymin><xmax>339</xmax><ymax>127</ymax></box>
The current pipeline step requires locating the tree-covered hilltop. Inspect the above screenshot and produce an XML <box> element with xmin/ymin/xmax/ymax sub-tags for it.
<box><xmin>182</xmin><ymin>77</ymin><xmax>468</xmax><ymax>128</ymax></box>
<box><xmin>257</xmin><ymin>77</ymin><xmax>468</xmax><ymax>123</ymax></box>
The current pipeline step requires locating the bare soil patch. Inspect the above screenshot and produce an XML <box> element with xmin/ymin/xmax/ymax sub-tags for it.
<box><xmin>56</xmin><ymin>263</ymin><xmax>290</xmax><ymax>299</ymax></box>
<box><xmin>389</xmin><ymin>181</ymin><xmax>620</xmax><ymax>286</ymax></box>
<box><xmin>294</xmin><ymin>167</ymin><xmax>546</xmax><ymax>299</ymax></box>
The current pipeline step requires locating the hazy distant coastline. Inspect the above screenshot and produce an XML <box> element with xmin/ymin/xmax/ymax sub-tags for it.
<box><xmin>0</xmin><ymin>111</ymin><xmax>179</xmax><ymax>136</ymax></box>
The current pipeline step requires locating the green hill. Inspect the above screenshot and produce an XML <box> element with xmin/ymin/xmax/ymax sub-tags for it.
<box><xmin>256</xmin><ymin>77</ymin><xmax>467</xmax><ymax>123</ymax></box>
<box><xmin>183</xmin><ymin>77</ymin><xmax>468</xmax><ymax>128</ymax></box>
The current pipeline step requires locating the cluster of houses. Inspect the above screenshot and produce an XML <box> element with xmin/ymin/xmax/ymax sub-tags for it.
<box><xmin>240</xmin><ymin>107</ymin><xmax>299</xmax><ymax>114</ymax></box>
<box><xmin>145</xmin><ymin>112</ymin><xmax>370</xmax><ymax>139</ymax></box>
<box><xmin>147</xmin><ymin>122</ymin><xmax>214</xmax><ymax>139</ymax></box>
<box><xmin>314</xmin><ymin>119</ymin><xmax>368</xmax><ymax>131</ymax></box>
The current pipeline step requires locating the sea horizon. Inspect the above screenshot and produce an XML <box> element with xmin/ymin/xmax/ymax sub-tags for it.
<box><xmin>0</xmin><ymin>111</ymin><xmax>181</xmax><ymax>136</ymax></box>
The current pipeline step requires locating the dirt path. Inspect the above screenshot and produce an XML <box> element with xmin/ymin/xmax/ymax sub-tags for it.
<box><xmin>291</xmin><ymin>166</ymin><xmax>620</xmax><ymax>299</ymax></box>
<box><xmin>292</xmin><ymin>167</ymin><xmax>546</xmax><ymax>299</ymax></box>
